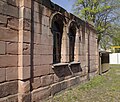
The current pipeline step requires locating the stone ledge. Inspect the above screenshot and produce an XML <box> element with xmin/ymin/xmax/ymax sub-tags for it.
<box><xmin>52</xmin><ymin>63</ymin><xmax>69</xmax><ymax>68</ymax></box>
<box><xmin>52</xmin><ymin>62</ymin><xmax>81</xmax><ymax>68</ymax></box>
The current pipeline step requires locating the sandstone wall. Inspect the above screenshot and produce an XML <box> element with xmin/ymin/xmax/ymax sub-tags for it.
<box><xmin>0</xmin><ymin>0</ymin><xmax>19</xmax><ymax>102</ymax></box>
<box><xmin>0</xmin><ymin>0</ymin><xmax>99</xmax><ymax>102</ymax></box>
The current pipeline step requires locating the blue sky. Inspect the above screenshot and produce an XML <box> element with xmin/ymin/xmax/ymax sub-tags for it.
<box><xmin>51</xmin><ymin>0</ymin><xmax>74</xmax><ymax>12</ymax></box>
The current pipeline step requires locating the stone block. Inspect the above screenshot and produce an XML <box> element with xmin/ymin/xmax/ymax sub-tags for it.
<box><xmin>0</xmin><ymin>55</ymin><xmax>17</xmax><ymax>67</ymax></box>
<box><xmin>18</xmin><ymin>67</ymin><xmax>30</xmax><ymax>80</ymax></box>
<box><xmin>7</xmin><ymin>17</ymin><xmax>19</xmax><ymax>30</ymax></box>
<box><xmin>51</xmin><ymin>83</ymin><xmax>61</xmax><ymax>95</ymax></box>
<box><xmin>19</xmin><ymin>0</ymin><xmax>31</xmax><ymax>8</ymax></box>
<box><xmin>0</xmin><ymin>41</ymin><xmax>5</xmax><ymax>55</ymax></box>
<box><xmin>43</xmin><ymin>6</ymin><xmax>52</xmax><ymax>17</ymax></box>
<box><xmin>0</xmin><ymin>27</ymin><xmax>18</xmax><ymax>42</ymax></box>
<box><xmin>0</xmin><ymin>1</ymin><xmax>19</xmax><ymax>18</ymax></box>
<box><xmin>42</xmin><ymin>15</ymin><xmax>49</xmax><ymax>26</ymax></box>
<box><xmin>60</xmin><ymin>81</ymin><xmax>68</xmax><ymax>90</ymax></box>
<box><xmin>32</xmin><ymin>77</ymin><xmax>41</xmax><ymax>89</ymax></box>
<box><xmin>34</xmin><ymin>11</ymin><xmax>42</xmax><ymax>23</ymax></box>
<box><xmin>19</xmin><ymin>7</ymin><xmax>31</xmax><ymax>20</ymax></box>
<box><xmin>18</xmin><ymin>55</ymin><xmax>30</xmax><ymax>67</ymax></box>
<box><xmin>41</xmin><ymin>24</ymin><xmax>49</xmax><ymax>35</ymax></box>
<box><xmin>23</xmin><ymin>30</ymin><xmax>31</xmax><ymax>43</ymax></box>
<box><xmin>41</xmin><ymin>75</ymin><xmax>54</xmax><ymax>87</ymax></box>
<box><xmin>0</xmin><ymin>81</ymin><xmax>18</xmax><ymax>98</ymax></box>
<box><xmin>34</xmin><ymin>44</ymin><xmax>52</xmax><ymax>55</ymax></box>
<box><xmin>20</xmin><ymin>93</ymin><xmax>31</xmax><ymax>102</ymax></box>
<box><xmin>23</xmin><ymin>43</ymin><xmax>30</xmax><ymax>55</ymax></box>
<box><xmin>32</xmin><ymin>86</ymin><xmax>51</xmax><ymax>101</ymax></box>
<box><xmin>40</xmin><ymin>33</ymin><xmax>52</xmax><ymax>45</ymax></box>
<box><xmin>6</xmin><ymin>0</ymin><xmax>19</xmax><ymax>7</ymax></box>
<box><xmin>34</xmin><ymin>33</ymin><xmax>41</xmax><ymax>44</ymax></box>
<box><xmin>6</xmin><ymin>42</ymin><xmax>18</xmax><ymax>55</ymax></box>
<box><xmin>34</xmin><ymin>55</ymin><xmax>52</xmax><ymax>65</ymax></box>
<box><xmin>24</xmin><ymin>7</ymin><xmax>31</xmax><ymax>20</ymax></box>
<box><xmin>19</xmin><ymin>30</ymin><xmax>31</xmax><ymax>43</ymax></box>
<box><xmin>53</xmin><ymin>74</ymin><xmax>59</xmax><ymax>82</ymax></box>
<box><xmin>0</xmin><ymin>68</ymin><xmax>5</xmax><ymax>83</ymax></box>
<box><xmin>34</xmin><ymin>1</ymin><xmax>43</xmax><ymax>13</ymax></box>
<box><xmin>67</xmin><ymin>77</ymin><xmax>77</xmax><ymax>87</ymax></box>
<box><xmin>18</xmin><ymin>80</ymin><xmax>30</xmax><ymax>93</ymax></box>
<box><xmin>33</xmin><ymin>65</ymin><xmax>50</xmax><ymax>77</ymax></box>
<box><xmin>6</xmin><ymin>94</ymin><xmax>18</xmax><ymax>102</ymax></box>
<box><xmin>0</xmin><ymin>14</ymin><xmax>7</xmax><ymax>24</ymax></box>
<box><xmin>23</xmin><ymin>19</ymin><xmax>31</xmax><ymax>31</ymax></box>
<box><xmin>6</xmin><ymin>67</ymin><xmax>18</xmax><ymax>81</ymax></box>
<box><xmin>0</xmin><ymin>94</ymin><xmax>18</xmax><ymax>102</ymax></box>
<box><xmin>34</xmin><ymin>22</ymin><xmax>42</xmax><ymax>34</ymax></box>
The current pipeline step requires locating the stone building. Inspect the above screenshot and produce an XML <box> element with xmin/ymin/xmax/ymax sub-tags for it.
<box><xmin>0</xmin><ymin>0</ymin><xmax>98</xmax><ymax>102</ymax></box>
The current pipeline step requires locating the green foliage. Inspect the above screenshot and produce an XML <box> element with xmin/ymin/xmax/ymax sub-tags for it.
<box><xmin>72</xmin><ymin>0</ymin><xmax>120</xmax><ymax>49</ymax></box>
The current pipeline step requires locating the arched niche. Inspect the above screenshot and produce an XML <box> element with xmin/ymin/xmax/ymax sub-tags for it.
<box><xmin>50</xmin><ymin>13</ymin><xmax>65</xmax><ymax>63</ymax></box>
<box><xmin>68</xmin><ymin>21</ymin><xmax>77</xmax><ymax>62</ymax></box>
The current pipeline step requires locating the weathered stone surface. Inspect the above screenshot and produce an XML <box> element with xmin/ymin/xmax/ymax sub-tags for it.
<box><xmin>5</xmin><ymin>0</ymin><xmax>19</xmax><ymax>7</ymax></box>
<box><xmin>33</xmin><ymin>65</ymin><xmax>50</xmax><ymax>77</ymax></box>
<box><xmin>51</xmin><ymin>83</ymin><xmax>61</xmax><ymax>95</ymax></box>
<box><xmin>0</xmin><ymin>1</ymin><xmax>19</xmax><ymax>18</ymax></box>
<box><xmin>34</xmin><ymin>55</ymin><xmax>52</xmax><ymax>65</ymax></box>
<box><xmin>24</xmin><ymin>8</ymin><xmax>31</xmax><ymax>20</ymax></box>
<box><xmin>18</xmin><ymin>80</ymin><xmax>30</xmax><ymax>93</ymax></box>
<box><xmin>34</xmin><ymin>44</ymin><xmax>52</xmax><ymax>55</ymax></box>
<box><xmin>60</xmin><ymin>81</ymin><xmax>68</xmax><ymax>90</ymax></box>
<box><xmin>0</xmin><ymin>81</ymin><xmax>18</xmax><ymax>98</ymax></box>
<box><xmin>19</xmin><ymin>30</ymin><xmax>31</xmax><ymax>43</ymax></box>
<box><xmin>34</xmin><ymin>11</ymin><xmax>42</xmax><ymax>23</ymax></box>
<box><xmin>41</xmin><ymin>75</ymin><xmax>54</xmax><ymax>87</ymax></box>
<box><xmin>18</xmin><ymin>67</ymin><xmax>30</xmax><ymax>80</ymax></box>
<box><xmin>23</xmin><ymin>19</ymin><xmax>31</xmax><ymax>31</ymax></box>
<box><xmin>34</xmin><ymin>1</ymin><xmax>43</xmax><ymax>13</ymax></box>
<box><xmin>0</xmin><ymin>94</ymin><xmax>18</xmax><ymax>102</ymax></box>
<box><xmin>6</xmin><ymin>94</ymin><xmax>18</xmax><ymax>102</ymax></box>
<box><xmin>21</xmin><ymin>93</ymin><xmax>31</xmax><ymax>102</ymax></box>
<box><xmin>0</xmin><ymin>14</ymin><xmax>7</xmax><ymax>25</ymax></box>
<box><xmin>7</xmin><ymin>17</ymin><xmax>19</xmax><ymax>30</ymax></box>
<box><xmin>18</xmin><ymin>55</ymin><xmax>30</xmax><ymax>67</ymax></box>
<box><xmin>42</xmin><ymin>15</ymin><xmax>49</xmax><ymax>26</ymax></box>
<box><xmin>23</xmin><ymin>43</ymin><xmax>30</xmax><ymax>55</ymax></box>
<box><xmin>19</xmin><ymin>0</ymin><xmax>31</xmax><ymax>8</ymax></box>
<box><xmin>0</xmin><ymin>41</ymin><xmax>5</xmax><ymax>55</ymax></box>
<box><xmin>6</xmin><ymin>42</ymin><xmax>18</xmax><ymax>55</ymax></box>
<box><xmin>32</xmin><ymin>77</ymin><xmax>41</xmax><ymax>89</ymax></box>
<box><xmin>6</xmin><ymin>67</ymin><xmax>18</xmax><ymax>81</ymax></box>
<box><xmin>0</xmin><ymin>68</ymin><xmax>6</xmax><ymax>83</ymax></box>
<box><xmin>32</xmin><ymin>86</ymin><xmax>51</xmax><ymax>101</ymax></box>
<box><xmin>34</xmin><ymin>22</ymin><xmax>42</xmax><ymax>34</ymax></box>
<box><xmin>0</xmin><ymin>27</ymin><xmax>18</xmax><ymax>42</ymax></box>
<box><xmin>0</xmin><ymin>55</ymin><xmax>17</xmax><ymax>67</ymax></box>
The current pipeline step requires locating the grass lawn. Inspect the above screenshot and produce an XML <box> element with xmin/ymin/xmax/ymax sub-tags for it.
<box><xmin>48</xmin><ymin>66</ymin><xmax>120</xmax><ymax>102</ymax></box>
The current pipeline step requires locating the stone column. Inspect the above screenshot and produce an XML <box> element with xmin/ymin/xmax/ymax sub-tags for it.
<box><xmin>74</xmin><ymin>28</ymin><xmax>80</xmax><ymax>62</ymax></box>
<box><xmin>61</xmin><ymin>25</ymin><xmax>68</xmax><ymax>63</ymax></box>
<box><xmin>18</xmin><ymin>0</ymin><xmax>31</xmax><ymax>101</ymax></box>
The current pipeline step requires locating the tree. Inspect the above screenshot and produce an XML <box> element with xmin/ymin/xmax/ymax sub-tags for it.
<box><xmin>72</xmin><ymin>0</ymin><xmax>120</xmax><ymax>48</ymax></box>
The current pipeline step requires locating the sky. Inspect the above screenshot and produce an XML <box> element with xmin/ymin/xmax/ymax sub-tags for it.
<box><xmin>51</xmin><ymin>0</ymin><xmax>74</xmax><ymax>13</ymax></box>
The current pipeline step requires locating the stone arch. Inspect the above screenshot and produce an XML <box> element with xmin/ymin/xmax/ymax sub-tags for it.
<box><xmin>50</xmin><ymin>12</ymin><xmax>65</xmax><ymax>63</ymax></box>
<box><xmin>67</xmin><ymin>20</ymin><xmax>77</xmax><ymax>62</ymax></box>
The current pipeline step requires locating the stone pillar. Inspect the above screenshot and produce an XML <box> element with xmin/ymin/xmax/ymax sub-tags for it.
<box><xmin>18</xmin><ymin>0</ymin><xmax>31</xmax><ymax>101</ymax></box>
<box><xmin>74</xmin><ymin>28</ymin><xmax>80</xmax><ymax>62</ymax></box>
<box><xmin>61</xmin><ymin>25</ymin><xmax>68</xmax><ymax>63</ymax></box>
